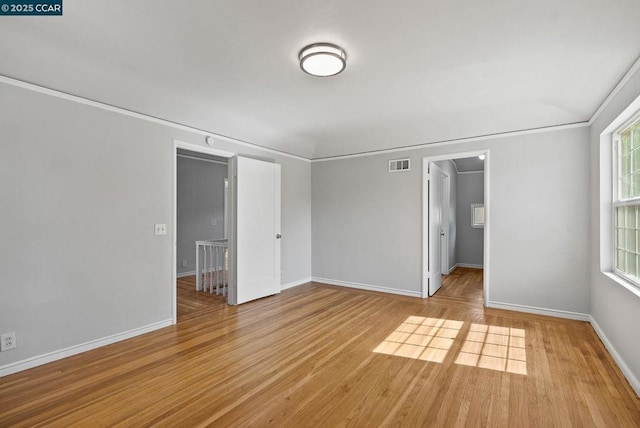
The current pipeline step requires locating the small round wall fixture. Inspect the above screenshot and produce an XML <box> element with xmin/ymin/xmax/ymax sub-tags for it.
<box><xmin>205</xmin><ymin>136</ymin><xmax>215</xmax><ymax>146</ymax></box>
<box><xmin>299</xmin><ymin>43</ymin><xmax>347</xmax><ymax>77</ymax></box>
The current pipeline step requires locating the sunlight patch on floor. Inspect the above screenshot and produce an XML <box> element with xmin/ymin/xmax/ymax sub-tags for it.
<box><xmin>373</xmin><ymin>316</ymin><xmax>463</xmax><ymax>363</ymax></box>
<box><xmin>455</xmin><ymin>323</ymin><xmax>527</xmax><ymax>375</ymax></box>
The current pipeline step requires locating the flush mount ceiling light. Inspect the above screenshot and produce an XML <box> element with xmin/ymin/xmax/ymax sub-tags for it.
<box><xmin>299</xmin><ymin>43</ymin><xmax>347</xmax><ymax>77</ymax></box>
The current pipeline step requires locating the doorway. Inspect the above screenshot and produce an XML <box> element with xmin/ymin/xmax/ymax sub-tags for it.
<box><xmin>174</xmin><ymin>141</ymin><xmax>234</xmax><ymax>323</ymax></box>
<box><xmin>422</xmin><ymin>151</ymin><xmax>489</xmax><ymax>304</ymax></box>
<box><xmin>172</xmin><ymin>140</ymin><xmax>283</xmax><ymax>323</ymax></box>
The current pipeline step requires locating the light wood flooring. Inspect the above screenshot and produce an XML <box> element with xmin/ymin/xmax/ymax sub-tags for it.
<box><xmin>438</xmin><ymin>267</ymin><xmax>485</xmax><ymax>303</ymax></box>
<box><xmin>176</xmin><ymin>275</ymin><xmax>226</xmax><ymax>322</ymax></box>
<box><xmin>1</xmin><ymin>269</ymin><xmax>639</xmax><ymax>426</ymax></box>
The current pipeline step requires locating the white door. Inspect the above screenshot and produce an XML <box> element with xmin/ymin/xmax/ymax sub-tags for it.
<box><xmin>428</xmin><ymin>162</ymin><xmax>444</xmax><ymax>296</ymax></box>
<box><xmin>440</xmin><ymin>174</ymin><xmax>450</xmax><ymax>275</ymax></box>
<box><xmin>228</xmin><ymin>156</ymin><xmax>281</xmax><ymax>305</ymax></box>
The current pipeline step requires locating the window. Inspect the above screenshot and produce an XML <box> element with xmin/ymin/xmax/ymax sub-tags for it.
<box><xmin>471</xmin><ymin>203</ymin><xmax>484</xmax><ymax>228</ymax></box>
<box><xmin>613</xmin><ymin>115</ymin><xmax>640</xmax><ymax>286</ymax></box>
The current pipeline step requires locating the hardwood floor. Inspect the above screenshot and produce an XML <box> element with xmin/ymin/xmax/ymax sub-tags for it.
<box><xmin>1</xmin><ymin>270</ymin><xmax>639</xmax><ymax>427</ymax></box>
<box><xmin>176</xmin><ymin>275</ymin><xmax>226</xmax><ymax>322</ymax></box>
<box><xmin>437</xmin><ymin>267</ymin><xmax>484</xmax><ymax>303</ymax></box>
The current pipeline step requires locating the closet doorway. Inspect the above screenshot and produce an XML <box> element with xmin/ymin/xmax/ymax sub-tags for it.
<box><xmin>422</xmin><ymin>151</ymin><xmax>489</xmax><ymax>304</ymax></box>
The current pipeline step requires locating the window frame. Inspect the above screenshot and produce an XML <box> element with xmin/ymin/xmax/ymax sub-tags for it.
<box><xmin>612</xmin><ymin>111</ymin><xmax>640</xmax><ymax>289</ymax></box>
<box><xmin>471</xmin><ymin>203</ymin><xmax>485</xmax><ymax>228</ymax></box>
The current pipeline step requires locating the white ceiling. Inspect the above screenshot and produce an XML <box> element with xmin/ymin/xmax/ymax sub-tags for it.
<box><xmin>1</xmin><ymin>1</ymin><xmax>640</xmax><ymax>159</ymax></box>
<box><xmin>453</xmin><ymin>157</ymin><xmax>485</xmax><ymax>173</ymax></box>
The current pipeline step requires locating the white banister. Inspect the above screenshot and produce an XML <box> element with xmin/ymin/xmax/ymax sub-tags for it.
<box><xmin>195</xmin><ymin>239</ymin><xmax>229</xmax><ymax>296</ymax></box>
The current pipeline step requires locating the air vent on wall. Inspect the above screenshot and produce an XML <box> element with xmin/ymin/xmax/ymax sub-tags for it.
<box><xmin>388</xmin><ymin>158</ymin><xmax>411</xmax><ymax>172</ymax></box>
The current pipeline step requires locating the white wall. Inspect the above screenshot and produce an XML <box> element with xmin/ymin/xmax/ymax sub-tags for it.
<box><xmin>176</xmin><ymin>157</ymin><xmax>227</xmax><ymax>275</ymax></box>
<box><xmin>456</xmin><ymin>172</ymin><xmax>484</xmax><ymax>266</ymax></box>
<box><xmin>312</xmin><ymin>126</ymin><xmax>591</xmax><ymax>313</ymax></box>
<box><xmin>590</xmin><ymin>66</ymin><xmax>640</xmax><ymax>394</ymax></box>
<box><xmin>0</xmin><ymin>81</ymin><xmax>312</xmax><ymax>371</ymax></box>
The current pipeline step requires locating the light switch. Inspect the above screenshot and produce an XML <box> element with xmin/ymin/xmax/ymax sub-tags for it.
<box><xmin>154</xmin><ymin>224</ymin><xmax>167</xmax><ymax>236</ymax></box>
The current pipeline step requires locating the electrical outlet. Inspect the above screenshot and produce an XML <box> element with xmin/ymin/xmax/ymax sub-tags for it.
<box><xmin>211</xmin><ymin>219</ymin><xmax>217</xmax><ymax>226</ymax></box>
<box><xmin>1</xmin><ymin>332</ymin><xmax>16</xmax><ymax>351</ymax></box>
<box><xmin>154</xmin><ymin>224</ymin><xmax>167</xmax><ymax>236</ymax></box>
<box><xmin>182</xmin><ymin>260</ymin><xmax>188</xmax><ymax>268</ymax></box>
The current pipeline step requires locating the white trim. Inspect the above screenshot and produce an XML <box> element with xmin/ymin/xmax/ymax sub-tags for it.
<box><xmin>486</xmin><ymin>301</ymin><xmax>590</xmax><ymax>321</ymax></box>
<box><xmin>172</xmin><ymin>144</ymin><xmax>178</xmax><ymax>325</ymax></box>
<box><xmin>457</xmin><ymin>263</ymin><xmax>484</xmax><ymax>269</ymax></box>
<box><xmin>447</xmin><ymin>263</ymin><xmax>484</xmax><ymax>274</ymax></box>
<box><xmin>177</xmin><ymin>270</ymin><xmax>196</xmax><ymax>279</ymax></box>
<box><xmin>312</xmin><ymin>122</ymin><xmax>588</xmax><ymax>163</ymax></box>
<box><xmin>174</xmin><ymin>139</ymin><xmax>235</xmax><ymax>159</ymax></box>
<box><xmin>600</xmin><ymin>93</ymin><xmax>640</xmax><ymax>135</ymax></box>
<box><xmin>422</xmin><ymin>157</ymin><xmax>428</xmax><ymax>298</ymax></box>
<box><xmin>589</xmin><ymin>315</ymin><xmax>640</xmax><ymax>397</ymax></box>
<box><xmin>312</xmin><ymin>277</ymin><xmax>422</xmax><ymax>298</ymax></box>
<box><xmin>483</xmin><ymin>154</ymin><xmax>491</xmax><ymax>304</ymax></box>
<box><xmin>589</xmin><ymin>54</ymin><xmax>640</xmax><ymax>126</ymax></box>
<box><xmin>602</xmin><ymin>272</ymin><xmax>640</xmax><ymax>300</ymax></box>
<box><xmin>0</xmin><ymin>319</ymin><xmax>172</xmax><ymax>378</ymax></box>
<box><xmin>0</xmin><ymin>74</ymin><xmax>310</xmax><ymax>163</ymax></box>
<box><xmin>420</xmin><ymin>151</ymin><xmax>488</xmax><ymax>164</ymax></box>
<box><xmin>599</xmin><ymin>94</ymin><xmax>640</xmax><ymax>291</ymax></box>
<box><xmin>449</xmin><ymin>159</ymin><xmax>460</xmax><ymax>174</ymax></box>
<box><xmin>457</xmin><ymin>170</ymin><xmax>484</xmax><ymax>175</ymax></box>
<box><xmin>281</xmin><ymin>277</ymin><xmax>312</xmax><ymax>290</ymax></box>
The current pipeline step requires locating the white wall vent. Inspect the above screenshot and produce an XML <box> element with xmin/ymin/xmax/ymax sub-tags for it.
<box><xmin>388</xmin><ymin>158</ymin><xmax>411</xmax><ymax>172</ymax></box>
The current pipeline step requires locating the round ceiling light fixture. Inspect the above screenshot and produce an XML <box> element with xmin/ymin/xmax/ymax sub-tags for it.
<box><xmin>299</xmin><ymin>43</ymin><xmax>347</xmax><ymax>77</ymax></box>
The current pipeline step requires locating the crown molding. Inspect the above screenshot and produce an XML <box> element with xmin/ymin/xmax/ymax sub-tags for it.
<box><xmin>311</xmin><ymin>122</ymin><xmax>588</xmax><ymax>163</ymax></box>
<box><xmin>0</xmin><ymin>74</ymin><xmax>310</xmax><ymax>163</ymax></box>
<box><xmin>588</xmin><ymin>54</ymin><xmax>640</xmax><ymax>126</ymax></box>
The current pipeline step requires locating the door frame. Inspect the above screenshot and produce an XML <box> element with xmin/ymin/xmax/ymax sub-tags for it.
<box><xmin>173</xmin><ymin>139</ymin><xmax>235</xmax><ymax>324</ymax></box>
<box><xmin>421</xmin><ymin>150</ymin><xmax>490</xmax><ymax>304</ymax></box>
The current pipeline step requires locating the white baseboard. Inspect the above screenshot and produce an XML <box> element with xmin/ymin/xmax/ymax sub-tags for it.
<box><xmin>486</xmin><ymin>301</ymin><xmax>590</xmax><ymax>321</ymax></box>
<box><xmin>312</xmin><ymin>277</ymin><xmax>422</xmax><ymax>298</ymax></box>
<box><xmin>589</xmin><ymin>315</ymin><xmax>640</xmax><ymax>397</ymax></box>
<box><xmin>0</xmin><ymin>319</ymin><xmax>173</xmax><ymax>378</ymax></box>
<box><xmin>281</xmin><ymin>277</ymin><xmax>312</xmax><ymax>290</ymax></box>
<box><xmin>446</xmin><ymin>263</ymin><xmax>482</xmax><ymax>274</ymax></box>
<box><xmin>457</xmin><ymin>263</ymin><xmax>484</xmax><ymax>269</ymax></box>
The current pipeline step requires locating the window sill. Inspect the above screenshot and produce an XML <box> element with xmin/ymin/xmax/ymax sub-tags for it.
<box><xmin>602</xmin><ymin>272</ymin><xmax>640</xmax><ymax>299</ymax></box>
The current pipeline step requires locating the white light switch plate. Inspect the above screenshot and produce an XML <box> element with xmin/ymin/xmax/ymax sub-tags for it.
<box><xmin>154</xmin><ymin>224</ymin><xmax>167</xmax><ymax>236</ymax></box>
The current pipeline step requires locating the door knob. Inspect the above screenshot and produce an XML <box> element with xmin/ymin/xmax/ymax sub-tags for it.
<box><xmin>276</xmin><ymin>234</ymin><xmax>282</xmax><ymax>239</ymax></box>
